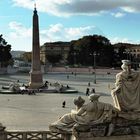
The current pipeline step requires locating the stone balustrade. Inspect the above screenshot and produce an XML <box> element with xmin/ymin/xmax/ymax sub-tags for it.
<box><xmin>1</xmin><ymin>130</ymin><xmax>140</xmax><ymax>140</ymax></box>
<box><xmin>0</xmin><ymin>130</ymin><xmax>72</xmax><ymax>140</ymax></box>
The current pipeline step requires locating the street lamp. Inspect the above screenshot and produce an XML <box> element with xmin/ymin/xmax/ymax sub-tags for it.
<box><xmin>93</xmin><ymin>52</ymin><xmax>97</xmax><ymax>84</ymax></box>
<box><xmin>90</xmin><ymin>52</ymin><xmax>97</xmax><ymax>84</ymax></box>
<box><xmin>73</xmin><ymin>52</ymin><xmax>77</xmax><ymax>75</ymax></box>
<box><xmin>65</xmin><ymin>66</ymin><xmax>69</xmax><ymax>79</ymax></box>
<box><xmin>124</xmin><ymin>50</ymin><xmax>131</xmax><ymax>60</ymax></box>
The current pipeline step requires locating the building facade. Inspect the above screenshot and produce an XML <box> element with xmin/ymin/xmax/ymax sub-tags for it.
<box><xmin>114</xmin><ymin>43</ymin><xmax>140</xmax><ymax>59</ymax></box>
<box><xmin>40</xmin><ymin>42</ymin><xmax>70</xmax><ymax>65</ymax></box>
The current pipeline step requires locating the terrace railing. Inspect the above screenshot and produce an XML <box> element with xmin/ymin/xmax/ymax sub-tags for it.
<box><xmin>0</xmin><ymin>130</ymin><xmax>72</xmax><ymax>140</ymax></box>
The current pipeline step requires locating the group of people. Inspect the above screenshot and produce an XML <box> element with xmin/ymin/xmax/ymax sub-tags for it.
<box><xmin>86</xmin><ymin>87</ymin><xmax>95</xmax><ymax>96</ymax></box>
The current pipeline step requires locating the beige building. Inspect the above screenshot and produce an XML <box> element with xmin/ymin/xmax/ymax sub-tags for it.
<box><xmin>130</xmin><ymin>45</ymin><xmax>140</xmax><ymax>58</ymax></box>
<box><xmin>40</xmin><ymin>42</ymin><xmax>70</xmax><ymax>65</ymax></box>
<box><xmin>113</xmin><ymin>43</ymin><xmax>140</xmax><ymax>59</ymax></box>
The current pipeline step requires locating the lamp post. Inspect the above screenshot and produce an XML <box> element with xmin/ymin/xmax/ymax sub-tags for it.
<box><xmin>126</xmin><ymin>51</ymin><xmax>131</xmax><ymax>60</ymax></box>
<box><xmin>73</xmin><ymin>52</ymin><xmax>77</xmax><ymax>75</ymax></box>
<box><xmin>90</xmin><ymin>52</ymin><xmax>97</xmax><ymax>84</ymax></box>
<box><xmin>73</xmin><ymin>52</ymin><xmax>76</xmax><ymax>66</ymax></box>
<box><xmin>124</xmin><ymin>50</ymin><xmax>131</xmax><ymax>60</ymax></box>
<box><xmin>65</xmin><ymin>66</ymin><xmax>69</xmax><ymax>79</ymax></box>
<box><xmin>93</xmin><ymin>52</ymin><xmax>97</xmax><ymax>84</ymax></box>
<box><xmin>123</xmin><ymin>51</ymin><xmax>127</xmax><ymax>60</ymax></box>
<box><xmin>135</xmin><ymin>55</ymin><xmax>138</xmax><ymax>70</ymax></box>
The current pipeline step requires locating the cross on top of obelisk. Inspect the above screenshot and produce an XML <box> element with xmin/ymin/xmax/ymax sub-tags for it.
<box><xmin>34</xmin><ymin>2</ymin><xmax>37</xmax><ymax>14</ymax></box>
<box><xmin>34</xmin><ymin>2</ymin><xmax>36</xmax><ymax>9</ymax></box>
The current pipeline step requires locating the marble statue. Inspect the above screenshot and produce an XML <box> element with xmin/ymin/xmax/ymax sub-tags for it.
<box><xmin>49</xmin><ymin>94</ymin><xmax>117</xmax><ymax>132</ymax></box>
<box><xmin>49</xmin><ymin>96</ymin><xmax>85</xmax><ymax>132</ymax></box>
<box><xmin>9</xmin><ymin>81</ymin><xmax>20</xmax><ymax>92</ymax></box>
<box><xmin>111</xmin><ymin>60</ymin><xmax>140</xmax><ymax>112</ymax></box>
<box><xmin>73</xmin><ymin>94</ymin><xmax>117</xmax><ymax>125</ymax></box>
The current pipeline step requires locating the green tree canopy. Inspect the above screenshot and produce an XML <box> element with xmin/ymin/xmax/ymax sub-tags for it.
<box><xmin>68</xmin><ymin>35</ymin><xmax>114</xmax><ymax>67</ymax></box>
<box><xmin>46</xmin><ymin>54</ymin><xmax>62</xmax><ymax>64</ymax></box>
<box><xmin>0</xmin><ymin>34</ymin><xmax>13</xmax><ymax>67</ymax></box>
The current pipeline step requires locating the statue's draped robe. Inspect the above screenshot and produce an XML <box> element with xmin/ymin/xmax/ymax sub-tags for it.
<box><xmin>49</xmin><ymin>101</ymin><xmax>115</xmax><ymax>132</ymax></box>
<box><xmin>72</xmin><ymin>101</ymin><xmax>115</xmax><ymax>124</ymax></box>
<box><xmin>111</xmin><ymin>71</ymin><xmax>140</xmax><ymax>112</ymax></box>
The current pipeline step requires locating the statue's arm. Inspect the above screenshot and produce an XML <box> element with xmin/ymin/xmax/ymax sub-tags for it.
<box><xmin>113</xmin><ymin>74</ymin><xmax>122</xmax><ymax>92</ymax></box>
<box><xmin>76</xmin><ymin>105</ymin><xmax>86</xmax><ymax>116</ymax></box>
<box><xmin>115</xmin><ymin>74</ymin><xmax>122</xmax><ymax>86</ymax></box>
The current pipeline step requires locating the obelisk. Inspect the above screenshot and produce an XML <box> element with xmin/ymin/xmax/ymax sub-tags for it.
<box><xmin>29</xmin><ymin>5</ymin><xmax>43</xmax><ymax>88</ymax></box>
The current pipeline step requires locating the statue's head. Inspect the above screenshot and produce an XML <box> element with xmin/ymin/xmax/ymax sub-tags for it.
<box><xmin>121</xmin><ymin>60</ymin><xmax>131</xmax><ymax>72</ymax></box>
<box><xmin>74</xmin><ymin>96</ymin><xmax>85</xmax><ymax>107</ymax></box>
<box><xmin>89</xmin><ymin>93</ymin><xmax>100</xmax><ymax>102</ymax></box>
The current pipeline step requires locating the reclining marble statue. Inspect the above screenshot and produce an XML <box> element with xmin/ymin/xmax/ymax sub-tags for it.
<box><xmin>49</xmin><ymin>94</ymin><xmax>117</xmax><ymax>133</ymax></box>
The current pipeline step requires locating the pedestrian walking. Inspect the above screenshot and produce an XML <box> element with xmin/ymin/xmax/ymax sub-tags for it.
<box><xmin>86</xmin><ymin>88</ymin><xmax>90</xmax><ymax>96</ymax></box>
<box><xmin>62</xmin><ymin>101</ymin><xmax>66</xmax><ymax>108</ymax></box>
<box><xmin>91</xmin><ymin>88</ymin><xmax>95</xmax><ymax>93</ymax></box>
<box><xmin>67</xmin><ymin>75</ymin><xmax>69</xmax><ymax>79</ymax></box>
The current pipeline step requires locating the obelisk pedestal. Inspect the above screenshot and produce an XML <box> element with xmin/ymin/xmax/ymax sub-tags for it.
<box><xmin>29</xmin><ymin>6</ymin><xmax>43</xmax><ymax>88</ymax></box>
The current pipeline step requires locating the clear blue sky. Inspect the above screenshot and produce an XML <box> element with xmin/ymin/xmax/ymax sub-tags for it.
<box><xmin>1</xmin><ymin>0</ymin><xmax>140</xmax><ymax>51</ymax></box>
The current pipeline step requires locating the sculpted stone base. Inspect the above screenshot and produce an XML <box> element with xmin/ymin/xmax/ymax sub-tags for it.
<box><xmin>74</xmin><ymin>135</ymin><xmax>140</xmax><ymax>140</ymax></box>
<box><xmin>118</xmin><ymin>111</ymin><xmax>140</xmax><ymax>121</ymax></box>
<box><xmin>73</xmin><ymin>117</ymin><xmax>140</xmax><ymax>140</ymax></box>
<box><xmin>29</xmin><ymin>82</ymin><xmax>43</xmax><ymax>89</ymax></box>
<box><xmin>50</xmin><ymin>116</ymin><xmax>140</xmax><ymax>140</ymax></box>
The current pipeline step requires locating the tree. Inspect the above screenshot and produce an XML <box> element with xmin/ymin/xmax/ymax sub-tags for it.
<box><xmin>67</xmin><ymin>40</ymin><xmax>77</xmax><ymax>65</ymax></box>
<box><xmin>0</xmin><ymin>34</ymin><xmax>13</xmax><ymax>67</ymax></box>
<box><xmin>67</xmin><ymin>35</ymin><xmax>114</xmax><ymax>67</ymax></box>
<box><xmin>46</xmin><ymin>54</ymin><xmax>62</xmax><ymax>64</ymax></box>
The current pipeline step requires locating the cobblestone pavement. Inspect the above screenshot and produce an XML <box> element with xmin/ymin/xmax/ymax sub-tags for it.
<box><xmin>0</xmin><ymin>72</ymin><xmax>117</xmax><ymax>131</ymax></box>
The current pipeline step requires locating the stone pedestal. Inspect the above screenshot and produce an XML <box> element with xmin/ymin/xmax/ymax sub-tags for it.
<box><xmin>29</xmin><ymin>71</ymin><xmax>43</xmax><ymax>88</ymax></box>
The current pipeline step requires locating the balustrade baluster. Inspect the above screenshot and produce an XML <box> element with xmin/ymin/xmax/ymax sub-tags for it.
<box><xmin>42</xmin><ymin>132</ymin><xmax>47</xmax><ymax>140</ymax></box>
<box><xmin>23</xmin><ymin>132</ymin><xmax>27</xmax><ymax>140</ymax></box>
<box><xmin>0</xmin><ymin>132</ymin><xmax>6</xmax><ymax>140</ymax></box>
<box><xmin>62</xmin><ymin>133</ymin><xmax>71</xmax><ymax>140</ymax></box>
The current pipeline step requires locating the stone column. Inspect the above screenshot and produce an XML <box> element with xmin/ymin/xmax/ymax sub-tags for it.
<box><xmin>29</xmin><ymin>7</ymin><xmax>43</xmax><ymax>88</ymax></box>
